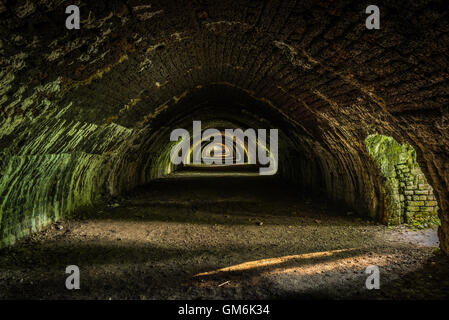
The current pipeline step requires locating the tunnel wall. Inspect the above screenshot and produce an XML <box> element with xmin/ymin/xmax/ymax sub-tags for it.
<box><xmin>0</xmin><ymin>0</ymin><xmax>448</xmax><ymax>253</ymax></box>
<box><xmin>0</xmin><ymin>120</ymin><xmax>126</xmax><ymax>245</ymax></box>
<box><xmin>0</xmin><ymin>115</ymin><xmax>177</xmax><ymax>246</ymax></box>
<box><xmin>278</xmin><ymin>134</ymin><xmax>388</xmax><ymax>221</ymax></box>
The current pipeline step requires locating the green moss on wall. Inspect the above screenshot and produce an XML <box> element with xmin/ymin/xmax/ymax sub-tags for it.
<box><xmin>365</xmin><ymin>134</ymin><xmax>440</xmax><ymax>228</ymax></box>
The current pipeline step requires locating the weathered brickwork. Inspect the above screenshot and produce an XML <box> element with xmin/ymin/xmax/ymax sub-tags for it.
<box><xmin>366</xmin><ymin>134</ymin><xmax>439</xmax><ymax>226</ymax></box>
<box><xmin>0</xmin><ymin>0</ymin><xmax>448</xmax><ymax>253</ymax></box>
<box><xmin>398</xmin><ymin>166</ymin><xmax>439</xmax><ymax>224</ymax></box>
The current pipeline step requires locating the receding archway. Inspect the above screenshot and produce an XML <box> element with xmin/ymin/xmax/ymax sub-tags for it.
<box><xmin>0</xmin><ymin>0</ymin><xmax>448</xmax><ymax>300</ymax></box>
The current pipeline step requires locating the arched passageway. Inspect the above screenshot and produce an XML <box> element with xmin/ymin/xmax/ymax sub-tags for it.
<box><xmin>0</xmin><ymin>0</ymin><xmax>448</xmax><ymax>299</ymax></box>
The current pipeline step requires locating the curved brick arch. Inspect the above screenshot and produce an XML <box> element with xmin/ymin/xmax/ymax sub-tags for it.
<box><xmin>0</xmin><ymin>0</ymin><xmax>448</xmax><ymax>253</ymax></box>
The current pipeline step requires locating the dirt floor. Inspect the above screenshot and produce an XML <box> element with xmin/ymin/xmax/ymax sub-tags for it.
<box><xmin>1</xmin><ymin>167</ymin><xmax>448</xmax><ymax>300</ymax></box>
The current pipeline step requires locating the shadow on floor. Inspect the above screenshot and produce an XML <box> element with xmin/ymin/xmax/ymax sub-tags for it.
<box><xmin>0</xmin><ymin>243</ymin><xmax>368</xmax><ymax>299</ymax></box>
<box><xmin>70</xmin><ymin>169</ymin><xmax>365</xmax><ymax>227</ymax></box>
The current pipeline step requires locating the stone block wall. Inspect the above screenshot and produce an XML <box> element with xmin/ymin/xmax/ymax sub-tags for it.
<box><xmin>366</xmin><ymin>134</ymin><xmax>439</xmax><ymax>226</ymax></box>
<box><xmin>397</xmin><ymin>165</ymin><xmax>439</xmax><ymax>224</ymax></box>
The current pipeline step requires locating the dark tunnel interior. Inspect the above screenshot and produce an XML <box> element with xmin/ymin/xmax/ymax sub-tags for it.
<box><xmin>0</xmin><ymin>0</ymin><xmax>449</xmax><ymax>301</ymax></box>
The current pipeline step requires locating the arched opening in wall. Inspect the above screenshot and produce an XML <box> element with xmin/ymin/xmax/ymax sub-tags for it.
<box><xmin>365</xmin><ymin>134</ymin><xmax>441</xmax><ymax>229</ymax></box>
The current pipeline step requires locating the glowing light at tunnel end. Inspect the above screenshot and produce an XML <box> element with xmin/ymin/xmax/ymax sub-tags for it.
<box><xmin>170</xmin><ymin>121</ymin><xmax>278</xmax><ymax>175</ymax></box>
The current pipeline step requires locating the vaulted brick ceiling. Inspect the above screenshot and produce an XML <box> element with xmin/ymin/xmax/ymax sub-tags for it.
<box><xmin>0</xmin><ymin>0</ymin><xmax>448</xmax><ymax>252</ymax></box>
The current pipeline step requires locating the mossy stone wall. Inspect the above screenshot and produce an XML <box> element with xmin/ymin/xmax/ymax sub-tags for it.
<box><xmin>365</xmin><ymin>134</ymin><xmax>439</xmax><ymax>226</ymax></box>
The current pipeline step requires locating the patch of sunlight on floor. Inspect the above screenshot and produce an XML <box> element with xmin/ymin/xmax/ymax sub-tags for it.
<box><xmin>194</xmin><ymin>248</ymin><xmax>357</xmax><ymax>277</ymax></box>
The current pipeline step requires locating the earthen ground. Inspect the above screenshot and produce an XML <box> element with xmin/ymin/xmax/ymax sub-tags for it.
<box><xmin>1</xmin><ymin>169</ymin><xmax>448</xmax><ymax>300</ymax></box>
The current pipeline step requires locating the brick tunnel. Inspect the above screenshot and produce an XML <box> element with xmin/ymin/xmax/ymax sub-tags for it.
<box><xmin>0</xmin><ymin>0</ymin><xmax>449</xmax><ymax>299</ymax></box>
